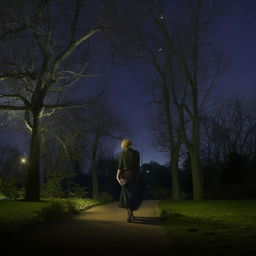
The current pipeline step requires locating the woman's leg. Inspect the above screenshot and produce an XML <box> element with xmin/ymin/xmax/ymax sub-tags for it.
<box><xmin>127</xmin><ymin>208</ymin><xmax>134</xmax><ymax>217</ymax></box>
<box><xmin>124</xmin><ymin>171</ymin><xmax>136</xmax><ymax>221</ymax></box>
<box><xmin>127</xmin><ymin>208</ymin><xmax>134</xmax><ymax>222</ymax></box>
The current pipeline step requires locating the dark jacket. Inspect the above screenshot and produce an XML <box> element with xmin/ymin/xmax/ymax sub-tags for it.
<box><xmin>118</xmin><ymin>148</ymin><xmax>140</xmax><ymax>171</ymax></box>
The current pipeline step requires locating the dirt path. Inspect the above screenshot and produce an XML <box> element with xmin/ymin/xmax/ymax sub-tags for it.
<box><xmin>15</xmin><ymin>200</ymin><xmax>171</xmax><ymax>255</ymax></box>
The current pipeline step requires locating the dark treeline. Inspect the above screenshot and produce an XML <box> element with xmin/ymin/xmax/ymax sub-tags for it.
<box><xmin>0</xmin><ymin>0</ymin><xmax>255</xmax><ymax>201</ymax></box>
<box><xmin>1</xmin><ymin>104</ymin><xmax>256</xmax><ymax>201</ymax></box>
<box><xmin>199</xmin><ymin>99</ymin><xmax>256</xmax><ymax>199</ymax></box>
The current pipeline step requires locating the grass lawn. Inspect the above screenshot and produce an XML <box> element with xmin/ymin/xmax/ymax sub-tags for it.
<box><xmin>0</xmin><ymin>200</ymin><xmax>51</xmax><ymax>233</ymax></box>
<box><xmin>0</xmin><ymin>198</ymin><xmax>100</xmax><ymax>234</ymax></box>
<box><xmin>157</xmin><ymin>200</ymin><xmax>256</xmax><ymax>256</ymax></box>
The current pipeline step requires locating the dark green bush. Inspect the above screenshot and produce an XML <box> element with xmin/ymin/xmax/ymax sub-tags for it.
<box><xmin>149</xmin><ymin>187</ymin><xmax>171</xmax><ymax>200</ymax></box>
<box><xmin>64</xmin><ymin>199</ymin><xmax>81</xmax><ymax>214</ymax></box>
<box><xmin>68</xmin><ymin>184</ymin><xmax>88</xmax><ymax>198</ymax></box>
<box><xmin>37</xmin><ymin>200</ymin><xmax>68</xmax><ymax>223</ymax></box>
<box><xmin>41</xmin><ymin>177</ymin><xmax>65</xmax><ymax>198</ymax></box>
<box><xmin>36</xmin><ymin>198</ymin><xmax>100</xmax><ymax>223</ymax></box>
<box><xmin>0</xmin><ymin>176</ymin><xmax>23</xmax><ymax>199</ymax></box>
<box><xmin>98</xmin><ymin>192</ymin><xmax>113</xmax><ymax>203</ymax></box>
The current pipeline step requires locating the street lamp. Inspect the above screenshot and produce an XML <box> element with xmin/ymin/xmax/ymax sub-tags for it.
<box><xmin>20</xmin><ymin>157</ymin><xmax>27</xmax><ymax>164</ymax></box>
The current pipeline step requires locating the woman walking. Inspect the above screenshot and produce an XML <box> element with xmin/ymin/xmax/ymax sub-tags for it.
<box><xmin>116</xmin><ymin>139</ymin><xmax>143</xmax><ymax>222</ymax></box>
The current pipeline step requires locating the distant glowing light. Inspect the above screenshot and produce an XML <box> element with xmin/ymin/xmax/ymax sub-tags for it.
<box><xmin>146</xmin><ymin>170</ymin><xmax>150</xmax><ymax>173</ymax></box>
<box><xmin>160</xmin><ymin>14</ymin><xmax>164</xmax><ymax>19</ymax></box>
<box><xmin>158</xmin><ymin>48</ymin><xmax>162</xmax><ymax>52</ymax></box>
<box><xmin>20</xmin><ymin>157</ymin><xmax>27</xmax><ymax>164</ymax></box>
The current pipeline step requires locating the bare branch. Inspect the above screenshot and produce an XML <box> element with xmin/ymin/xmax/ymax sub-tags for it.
<box><xmin>0</xmin><ymin>105</ymin><xmax>29</xmax><ymax>110</ymax></box>
<box><xmin>43</xmin><ymin>103</ymin><xmax>88</xmax><ymax>110</ymax></box>
<box><xmin>46</xmin><ymin>129</ymin><xmax>72</xmax><ymax>172</ymax></box>
<box><xmin>199</xmin><ymin>63</ymin><xmax>222</xmax><ymax>111</ymax></box>
<box><xmin>52</xmin><ymin>26</ymin><xmax>103</xmax><ymax>77</ymax></box>
<box><xmin>59</xmin><ymin>70</ymin><xmax>104</xmax><ymax>78</ymax></box>
<box><xmin>24</xmin><ymin>110</ymin><xmax>33</xmax><ymax>131</ymax></box>
<box><xmin>0</xmin><ymin>93</ymin><xmax>30</xmax><ymax>106</ymax></box>
<box><xmin>0</xmin><ymin>25</ymin><xmax>26</xmax><ymax>42</ymax></box>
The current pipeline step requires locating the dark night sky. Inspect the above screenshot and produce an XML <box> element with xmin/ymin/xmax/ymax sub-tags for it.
<box><xmin>110</xmin><ymin>0</ymin><xmax>256</xmax><ymax>165</ymax></box>
<box><xmin>1</xmin><ymin>0</ymin><xmax>256</xmax><ymax>167</ymax></box>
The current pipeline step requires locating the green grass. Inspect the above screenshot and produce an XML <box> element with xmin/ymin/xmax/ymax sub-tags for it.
<box><xmin>0</xmin><ymin>198</ymin><xmax>100</xmax><ymax>233</ymax></box>
<box><xmin>157</xmin><ymin>200</ymin><xmax>256</xmax><ymax>256</ymax></box>
<box><xmin>0</xmin><ymin>200</ymin><xmax>51</xmax><ymax>232</ymax></box>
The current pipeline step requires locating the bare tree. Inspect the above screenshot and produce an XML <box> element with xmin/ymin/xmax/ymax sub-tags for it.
<box><xmin>147</xmin><ymin>76</ymin><xmax>183</xmax><ymax>200</ymax></box>
<box><xmin>146</xmin><ymin>0</ymin><xmax>230</xmax><ymax>200</ymax></box>
<box><xmin>41</xmin><ymin>108</ymin><xmax>87</xmax><ymax>197</ymax></box>
<box><xmin>202</xmin><ymin>99</ymin><xmax>256</xmax><ymax>163</ymax></box>
<box><xmin>100</xmin><ymin>0</ymin><xmax>184</xmax><ymax>199</ymax></box>
<box><xmin>0</xmin><ymin>1</ymin><xmax>104</xmax><ymax>201</ymax></box>
<box><xmin>75</xmin><ymin>99</ymin><xmax>129</xmax><ymax>200</ymax></box>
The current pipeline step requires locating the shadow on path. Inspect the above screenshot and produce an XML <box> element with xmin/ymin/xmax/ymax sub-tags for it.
<box><xmin>5</xmin><ymin>201</ymin><xmax>171</xmax><ymax>256</ymax></box>
<box><xmin>131</xmin><ymin>216</ymin><xmax>162</xmax><ymax>225</ymax></box>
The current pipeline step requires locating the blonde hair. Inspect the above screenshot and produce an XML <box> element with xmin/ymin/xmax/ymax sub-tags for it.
<box><xmin>121</xmin><ymin>139</ymin><xmax>132</xmax><ymax>150</ymax></box>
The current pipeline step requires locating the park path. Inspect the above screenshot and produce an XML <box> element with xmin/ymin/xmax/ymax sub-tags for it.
<box><xmin>15</xmin><ymin>200</ymin><xmax>171</xmax><ymax>255</ymax></box>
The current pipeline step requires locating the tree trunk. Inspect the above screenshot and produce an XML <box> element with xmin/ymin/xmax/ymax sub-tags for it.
<box><xmin>25</xmin><ymin>110</ymin><xmax>41</xmax><ymax>201</ymax></box>
<box><xmin>189</xmin><ymin>116</ymin><xmax>203</xmax><ymax>200</ymax></box>
<box><xmin>161</xmin><ymin>81</ymin><xmax>181</xmax><ymax>200</ymax></box>
<box><xmin>189</xmin><ymin>148</ymin><xmax>203</xmax><ymax>200</ymax></box>
<box><xmin>170</xmin><ymin>149</ymin><xmax>182</xmax><ymax>200</ymax></box>
<box><xmin>91</xmin><ymin>135</ymin><xmax>99</xmax><ymax>200</ymax></box>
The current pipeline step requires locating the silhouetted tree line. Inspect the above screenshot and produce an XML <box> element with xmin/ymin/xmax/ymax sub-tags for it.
<box><xmin>0</xmin><ymin>145</ymin><xmax>26</xmax><ymax>199</ymax></box>
<box><xmin>199</xmin><ymin>99</ymin><xmax>256</xmax><ymax>199</ymax></box>
<box><xmin>2</xmin><ymin>98</ymin><xmax>255</xmax><ymax>200</ymax></box>
<box><xmin>141</xmin><ymin>161</ymin><xmax>171</xmax><ymax>199</ymax></box>
<box><xmin>178</xmin><ymin>99</ymin><xmax>256</xmax><ymax>199</ymax></box>
<box><xmin>97</xmin><ymin>158</ymin><xmax>171</xmax><ymax>200</ymax></box>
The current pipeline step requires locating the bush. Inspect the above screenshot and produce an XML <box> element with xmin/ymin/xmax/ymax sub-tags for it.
<box><xmin>224</xmin><ymin>183</ymin><xmax>249</xmax><ymax>199</ymax></box>
<box><xmin>68</xmin><ymin>184</ymin><xmax>88</xmax><ymax>198</ymax></box>
<box><xmin>203</xmin><ymin>187</ymin><xmax>225</xmax><ymax>200</ymax></box>
<box><xmin>0</xmin><ymin>192</ymin><xmax>7</xmax><ymax>200</ymax></box>
<box><xmin>0</xmin><ymin>176</ymin><xmax>22</xmax><ymax>199</ymax></box>
<box><xmin>37</xmin><ymin>200</ymin><xmax>68</xmax><ymax>223</ymax></box>
<box><xmin>149</xmin><ymin>187</ymin><xmax>171</xmax><ymax>200</ymax></box>
<box><xmin>41</xmin><ymin>177</ymin><xmax>65</xmax><ymax>198</ymax></box>
<box><xmin>36</xmin><ymin>198</ymin><xmax>100</xmax><ymax>223</ymax></box>
<box><xmin>98</xmin><ymin>192</ymin><xmax>113</xmax><ymax>203</ymax></box>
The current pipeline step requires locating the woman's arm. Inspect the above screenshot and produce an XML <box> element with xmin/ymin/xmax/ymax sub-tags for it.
<box><xmin>116</xmin><ymin>169</ymin><xmax>122</xmax><ymax>185</ymax></box>
<box><xmin>116</xmin><ymin>169</ymin><xmax>126</xmax><ymax>185</ymax></box>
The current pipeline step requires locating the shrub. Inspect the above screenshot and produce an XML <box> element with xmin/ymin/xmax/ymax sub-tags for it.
<box><xmin>41</xmin><ymin>177</ymin><xmax>65</xmax><ymax>198</ymax></box>
<box><xmin>64</xmin><ymin>198</ymin><xmax>100</xmax><ymax>212</ymax></box>
<box><xmin>63</xmin><ymin>199</ymin><xmax>81</xmax><ymax>214</ymax></box>
<box><xmin>98</xmin><ymin>192</ymin><xmax>113</xmax><ymax>203</ymax></box>
<box><xmin>36</xmin><ymin>198</ymin><xmax>100</xmax><ymax>223</ymax></box>
<box><xmin>37</xmin><ymin>199</ymin><xmax>68</xmax><ymax>223</ymax></box>
<box><xmin>68</xmin><ymin>184</ymin><xmax>88</xmax><ymax>198</ymax></box>
<box><xmin>0</xmin><ymin>176</ymin><xmax>21</xmax><ymax>199</ymax></box>
<box><xmin>224</xmin><ymin>183</ymin><xmax>246</xmax><ymax>199</ymax></box>
<box><xmin>0</xmin><ymin>192</ymin><xmax>7</xmax><ymax>200</ymax></box>
<box><xmin>149</xmin><ymin>187</ymin><xmax>171</xmax><ymax>200</ymax></box>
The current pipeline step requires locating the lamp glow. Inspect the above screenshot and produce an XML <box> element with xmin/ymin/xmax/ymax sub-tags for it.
<box><xmin>20</xmin><ymin>157</ymin><xmax>27</xmax><ymax>164</ymax></box>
